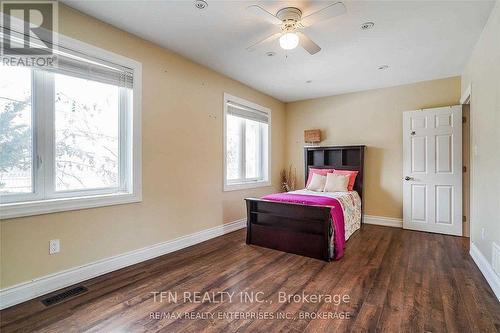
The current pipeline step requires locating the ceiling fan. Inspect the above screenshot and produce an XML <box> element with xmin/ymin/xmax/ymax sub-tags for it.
<box><xmin>246</xmin><ymin>2</ymin><xmax>347</xmax><ymax>55</ymax></box>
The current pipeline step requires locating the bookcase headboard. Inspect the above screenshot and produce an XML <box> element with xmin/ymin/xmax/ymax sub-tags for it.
<box><xmin>304</xmin><ymin>145</ymin><xmax>366</xmax><ymax>211</ymax></box>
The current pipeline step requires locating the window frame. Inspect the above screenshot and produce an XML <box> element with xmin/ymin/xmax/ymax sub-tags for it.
<box><xmin>223</xmin><ymin>93</ymin><xmax>271</xmax><ymax>192</ymax></box>
<box><xmin>0</xmin><ymin>33</ymin><xmax>142</xmax><ymax>219</ymax></box>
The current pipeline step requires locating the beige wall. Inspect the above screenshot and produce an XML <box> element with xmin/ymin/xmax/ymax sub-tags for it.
<box><xmin>285</xmin><ymin>77</ymin><xmax>461</xmax><ymax>218</ymax></box>
<box><xmin>461</xmin><ymin>0</ymin><xmax>500</xmax><ymax>266</ymax></box>
<box><xmin>0</xmin><ymin>6</ymin><xmax>286</xmax><ymax>289</ymax></box>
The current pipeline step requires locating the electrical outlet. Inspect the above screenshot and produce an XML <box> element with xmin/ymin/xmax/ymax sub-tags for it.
<box><xmin>49</xmin><ymin>239</ymin><xmax>60</xmax><ymax>255</ymax></box>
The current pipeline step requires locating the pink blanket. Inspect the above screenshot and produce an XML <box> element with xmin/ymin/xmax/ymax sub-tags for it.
<box><xmin>261</xmin><ymin>193</ymin><xmax>345</xmax><ymax>260</ymax></box>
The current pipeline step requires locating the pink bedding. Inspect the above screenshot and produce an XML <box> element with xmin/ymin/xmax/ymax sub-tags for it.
<box><xmin>261</xmin><ymin>193</ymin><xmax>346</xmax><ymax>260</ymax></box>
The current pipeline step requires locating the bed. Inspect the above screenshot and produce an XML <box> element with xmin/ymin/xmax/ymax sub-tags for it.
<box><xmin>245</xmin><ymin>145</ymin><xmax>365</xmax><ymax>261</ymax></box>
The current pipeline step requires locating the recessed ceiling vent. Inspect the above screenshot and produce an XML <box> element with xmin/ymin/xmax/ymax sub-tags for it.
<box><xmin>361</xmin><ymin>22</ymin><xmax>375</xmax><ymax>30</ymax></box>
<box><xmin>194</xmin><ymin>0</ymin><xmax>208</xmax><ymax>10</ymax></box>
<box><xmin>41</xmin><ymin>286</ymin><xmax>88</xmax><ymax>306</ymax></box>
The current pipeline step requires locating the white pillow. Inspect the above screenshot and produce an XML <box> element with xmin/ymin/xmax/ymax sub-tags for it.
<box><xmin>306</xmin><ymin>173</ymin><xmax>327</xmax><ymax>192</ymax></box>
<box><xmin>324</xmin><ymin>173</ymin><xmax>349</xmax><ymax>192</ymax></box>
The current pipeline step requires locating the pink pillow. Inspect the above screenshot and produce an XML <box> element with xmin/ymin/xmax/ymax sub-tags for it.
<box><xmin>306</xmin><ymin>168</ymin><xmax>335</xmax><ymax>187</ymax></box>
<box><xmin>331</xmin><ymin>170</ymin><xmax>358</xmax><ymax>191</ymax></box>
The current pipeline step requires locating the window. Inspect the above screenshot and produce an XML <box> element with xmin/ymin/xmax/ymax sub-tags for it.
<box><xmin>224</xmin><ymin>93</ymin><xmax>270</xmax><ymax>191</ymax></box>
<box><xmin>0</xmin><ymin>35</ymin><xmax>142</xmax><ymax>218</ymax></box>
<box><xmin>0</xmin><ymin>66</ymin><xmax>33</xmax><ymax>195</ymax></box>
<box><xmin>54</xmin><ymin>74</ymin><xmax>120</xmax><ymax>192</ymax></box>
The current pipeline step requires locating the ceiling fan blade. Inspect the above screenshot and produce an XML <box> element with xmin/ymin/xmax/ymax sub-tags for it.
<box><xmin>298</xmin><ymin>32</ymin><xmax>321</xmax><ymax>55</ymax></box>
<box><xmin>246</xmin><ymin>32</ymin><xmax>281</xmax><ymax>52</ymax></box>
<box><xmin>247</xmin><ymin>5</ymin><xmax>282</xmax><ymax>26</ymax></box>
<box><xmin>300</xmin><ymin>2</ymin><xmax>346</xmax><ymax>27</ymax></box>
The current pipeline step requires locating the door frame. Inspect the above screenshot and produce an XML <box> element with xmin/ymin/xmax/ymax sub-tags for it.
<box><xmin>461</xmin><ymin>84</ymin><xmax>473</xmax><ymax>240</ymax></box>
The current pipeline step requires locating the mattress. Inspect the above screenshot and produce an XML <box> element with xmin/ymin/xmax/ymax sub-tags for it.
<box><xmin>286</xmin><ymin>189</ymin><xmax>362</xmax><ymax>242</ymax></box>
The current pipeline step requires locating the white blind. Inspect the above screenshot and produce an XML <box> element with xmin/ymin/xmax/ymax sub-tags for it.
<box><xmin>48</xmin><ymin>45</ymin><xmax>134</xmax><ymax>88</ymax></box>
<box><xmin>226</xmin><ymin>101</ymin><xmax>268</xmax><ymax>124</ymax></box>
<box><xmin>3</xmin><ymin>28</ymin><xmax>134</xmax><ymax>88</ymax></box>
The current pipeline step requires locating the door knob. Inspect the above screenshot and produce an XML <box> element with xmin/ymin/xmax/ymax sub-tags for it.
<box><xmin>405</xmin><ymin>176</ymin><xmax>413</xmax><ymax>181</ymax></box>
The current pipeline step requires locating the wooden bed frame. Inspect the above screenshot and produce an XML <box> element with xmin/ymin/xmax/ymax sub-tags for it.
<box><xmin>245</xmin><ymin>145</ymin><xmax>365</xmax><ymax>261</ymax></box>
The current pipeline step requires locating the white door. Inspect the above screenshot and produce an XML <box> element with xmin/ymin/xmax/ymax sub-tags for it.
<box><xmin>403</xmin><ymin>106</ymin><xmax>462</xmax><ymax>236</ymax></box>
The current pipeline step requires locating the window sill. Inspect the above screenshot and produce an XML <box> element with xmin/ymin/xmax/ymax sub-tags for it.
<box><xmin>0</xmin><ymin>192</ymin><xmax>142</xmax><ymax>219</ymax></box>
<box><xmin>223</xmin><ymin>180</ymin><xmax>272</xmax><ymax>192</ymax></box>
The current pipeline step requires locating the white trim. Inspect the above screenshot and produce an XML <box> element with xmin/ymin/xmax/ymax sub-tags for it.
<box><xmin>464</xmin><ymin>84</ymin><xmax>478</xmax><ymax>284</ymax></box>
<box><xmin>469</xmin><ymin>242</ymin><xmax>500</xmax><ymax>302</ymax></box>
<box><xmin>224</xmin><ymin>180</ymin><xmax>272</xmax><ymax>192</ymax></box>
<box><xmin>0</xmin><ymin>30</ymin><xmax>143</xmax><ymax>219</ymax></box>
<box><xmin>364</xmin><ymin>215</ymin><xmax>403</xmax><ymax>228</ymax></box>
<box><xmin>0</xmin><ymin>192</ymin><xmax>141</xmax><ymax>219</ymax></box>
<box><xmin>460</xmin><ymin>84</ymin><xmax>472</xmax><ymax>105</ymax></box>
<box><xmin>223</xmin><ymin>93</ymin><xmax>272</xmax><ymax>192</ymax></box>
<box><xmin>0</xmin><ymin>219</ymin><xmax>246</xmax><ymax>310</ymax></box>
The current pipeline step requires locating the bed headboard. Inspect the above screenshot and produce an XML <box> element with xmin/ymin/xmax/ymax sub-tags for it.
<box><xmin>304</xmin><ymin>145</ymin><xmax>366</xmax><ymax>209</ymax></box>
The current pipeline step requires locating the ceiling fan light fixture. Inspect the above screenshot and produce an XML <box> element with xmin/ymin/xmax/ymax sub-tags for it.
<box><xmin>279</xmin><ymin>32</ymin><xmax>299</xmax><ymax>50</ymax></box>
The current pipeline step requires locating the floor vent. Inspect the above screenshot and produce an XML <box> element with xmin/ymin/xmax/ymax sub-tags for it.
<box><xmin>41</xmin><ymin>286</ymin><xmax>88</xmax><ymax>306</ymax></box>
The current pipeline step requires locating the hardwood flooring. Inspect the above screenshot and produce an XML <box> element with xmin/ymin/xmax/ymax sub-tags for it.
<box><xmin>1</xmin><ymin>225</ymin><xmax>499</xmax><ymax>332</ymax></box>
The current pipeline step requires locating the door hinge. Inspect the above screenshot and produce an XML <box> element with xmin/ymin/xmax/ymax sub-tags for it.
<box><xmin>463</xmin><ymin>166</ymin><xmax>467</xmax><ymax>173</ymax></box>
<box><xmin>463</xmin><ymin>215</ymin><xmax>467</xmax><ymax>223</ymax></box>
<box><xmin>462</xmin><ymin>116</ymin><xmax>467</xmax><ymax>123</ymax></box>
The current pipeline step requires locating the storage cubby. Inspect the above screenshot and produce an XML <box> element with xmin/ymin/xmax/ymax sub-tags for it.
<box><xmin>312</xmin><ymin>150</ymin><xmax>325</xmax><ymax>166</ymax></box>
<box><xmin>325</xmin><ymin>150</ymin><xmax>342</xmax><ymax>166</ymax></box>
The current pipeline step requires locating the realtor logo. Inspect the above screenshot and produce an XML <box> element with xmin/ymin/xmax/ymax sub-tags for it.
<box><xmin>1</xmin><ymin>0</ymin><xmax>58</xmax><ymax>66</ymax></box>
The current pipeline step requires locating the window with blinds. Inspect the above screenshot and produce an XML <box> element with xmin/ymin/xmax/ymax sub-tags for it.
<box><xmin>224</xmin><ymin>94</ymin><xmax>271</xmax><ymax>190</ymax></box>
<box><xmin>49</xmin><ymin>45</ymin><xmax>134</xmax><ymax>88</ymax></box>
<box><xmin>0</xmin><ymin>31</ymin><xmax>142</xmax><ymax>218</ymax></box>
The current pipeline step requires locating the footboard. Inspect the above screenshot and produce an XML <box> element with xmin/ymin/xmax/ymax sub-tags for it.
<box><xmin>245</xmin><ymin>198</ymin><xmax>332</xmax><ymax>261</ymax></box>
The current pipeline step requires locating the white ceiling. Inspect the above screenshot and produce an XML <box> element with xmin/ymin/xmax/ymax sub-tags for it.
<box><xmin>64</xmin><ymin>0</ymin><xmax>494</xmax><ymax>102</ymax></box>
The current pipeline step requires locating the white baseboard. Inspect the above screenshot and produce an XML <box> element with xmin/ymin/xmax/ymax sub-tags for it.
<box><xmin>469</xmin><ymin>242</ymin><xmax>500</xmax><ymax>302</ymax></box>
<box><xmin>363</xmin><ymin>215</ymin><xmax>403</xmax><ymax>228</ymax></box>
<box><xmin>0</xmin><ymin>219</ymin><xmax>246</xmax><ymax>310</ymax></box>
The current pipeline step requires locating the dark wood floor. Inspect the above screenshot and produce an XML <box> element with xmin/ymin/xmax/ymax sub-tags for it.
<box><xmin>1</xmin><ymin>225</ymin><xmax>499</xmax><ymax>332</ymax></box>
